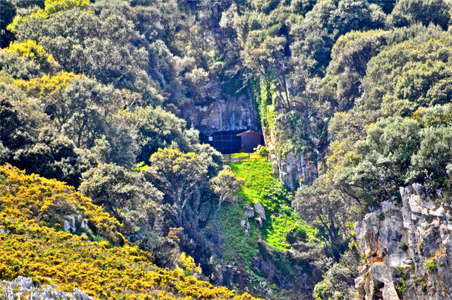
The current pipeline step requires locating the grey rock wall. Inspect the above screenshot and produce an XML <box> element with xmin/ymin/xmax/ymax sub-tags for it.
<box><xmin>354</xmin><ymin>183</ymin><xmax>451</xmax><ymax>300</ymax></box>
<box><xmin>182</xmin><ymin>94</ymin><xmax>260</xmax><ymax>135</ymax></box>
<box><xmin>272</xmin><ymin>150</ymin><xmax>318</xmax><ymax>190</ymax></box>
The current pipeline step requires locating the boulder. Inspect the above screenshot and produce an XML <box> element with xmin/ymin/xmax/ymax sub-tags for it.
<box><xmin>0</xmin><ymin>276</ymin><xmax>93</xmax><ymax>300</ymax></box>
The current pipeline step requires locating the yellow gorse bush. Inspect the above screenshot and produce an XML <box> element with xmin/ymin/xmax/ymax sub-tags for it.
<box><xmin>44</xmin><ymin>0</ymin><xmax>90</xmax><ymax>14</ymax></box>
<box><xmin>177</xmin><ymin>253</ymin><xmax>202</xmax><ymax>276</ymax></box>
<box><xmin>14</xmin><ymin>71</ymin><xmax>81</xmax><ymax>98</ymax></box>
<box><xmin>0</xmin><ymin>165</ymin><xmax>260</xmax><ymax>300</ymax></box>
<box><xmin>0</xmin><ymin>164</ymin><xmax>123</xmax><ymax>244</ymax></box>
<box><xmin>7</xmin><ymin>0</ymin><xmax>90</xmax><ymax>32</ymax></box>
<box><xmin>6</xmin><ymin>40</ymin><xmax>58</xmax><ymax>66</ymax></box>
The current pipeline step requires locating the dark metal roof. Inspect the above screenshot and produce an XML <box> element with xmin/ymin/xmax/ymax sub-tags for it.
<box><xmin>210</xmin><ymin>130</ymin><xmax>246</xmax><ymax>136</ymax></box>
<box><xmin>236</xmin><ymin>130</ymin><xmax>261</xmax><ymax>137</ymax></box>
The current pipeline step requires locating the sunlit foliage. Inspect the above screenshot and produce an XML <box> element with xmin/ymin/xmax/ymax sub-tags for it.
<box><xmin>7</xmin><ymin>0</ymin><xmax>90</xmax><ymax>32</ymax></box>
<box><xmin>0</xmin><ymin>165</ymin><xmax>260</xmax><ymax>299</ymax></box>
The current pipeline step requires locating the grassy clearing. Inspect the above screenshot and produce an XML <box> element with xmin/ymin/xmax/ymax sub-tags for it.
<box><xmin>265</xmin><ymin>211</ymin><xmax>319</xmax><ymax>251</ymax></box>
<box><xmin>226</xmin><ymin>158</ymin><xmax>318</xmax><ymax>251</ymax></box>
<box><xmin>217</xmin><ymin>202</ymin><xmax>260</xmax><ymax>269</ymax></box>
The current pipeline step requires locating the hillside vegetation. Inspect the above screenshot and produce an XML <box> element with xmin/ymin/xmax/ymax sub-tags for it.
<box><xmin>228</xmin><ymin>158</ymin><xmax>318</xmax><ymax>250</ymax></box>
<box><xmin>0</xmin><ymin>164</ymin><xmax>258</xmax><ymax>299</ymax></box>
<box><xmin>0</xmin><ymin>0</ymin><xmax>450</xmax><ymax>299</ymax></box>
<box><xmin>212</xmin><ymin>156</ymin><xmax>320</xmax><ymax>295</ymax></box>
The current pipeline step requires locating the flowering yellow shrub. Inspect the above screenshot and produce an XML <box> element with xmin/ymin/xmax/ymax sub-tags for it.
<box><xmin>44</xmin><ymin>0</ymin><xmax>90</xmax><ymax>15</ymax></box>
<box><xmin>0</xmin><ymin>164</ymin><xmax>123</xmax><ymax>244</ymax></box>
<box><xmin>7</xmin><ymin>0</ymin><xmax>90</xmax><ymax>32</ymax></box>
<box><xmin>177</xmin><ymin>253</ymin><xmax>202</xmax><ymax>276</ymax></box>
<box><xmin>14</xmin><ymin>71</ymin><xmax>81</xmax><ymax>98</ymax></box>
<box><xmin>6</xmin><ymin>40</ymin><xmax>58</xmax><ymax>66</ymax></box>
<box><xmin>0</xmin><ymin>165</ymin><xmax>261</xmax><ymax>299</ymax></box>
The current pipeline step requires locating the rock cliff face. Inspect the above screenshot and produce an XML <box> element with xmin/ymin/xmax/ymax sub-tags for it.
<box><xmin>182</xmin><ymin>93</ymin><xmax>260</xmax><ymax>135</ymax></box>
<box><xmin>263</xmin><ymin>111</ymin><xmax>321</xmax><ymax>190</ymax></box>
<box><xmin>271</xmin><ymin>150</ymin><xmax>318</xmax><ymax>190</ymax></box>
<box><xmin>354</xmin><ymin>183</ymin><xmax>451</xmax><ymax>299</ymax></box>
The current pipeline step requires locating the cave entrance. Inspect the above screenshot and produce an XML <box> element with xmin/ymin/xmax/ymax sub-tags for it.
<box><xmin>202</xmin><ymin>129</ymin><xmax>264</xmax><ymax>154</ymax></box>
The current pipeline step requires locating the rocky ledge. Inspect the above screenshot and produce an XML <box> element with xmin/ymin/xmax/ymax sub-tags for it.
<box><xmin>354</xmin><ymin>183</ymin><xmax>451</xmax><ymax>300</ymax></box>
<box><xmin>0</xmin><ymin>276</ymin><xmax>92</xmax><ymax>300</ymax></box>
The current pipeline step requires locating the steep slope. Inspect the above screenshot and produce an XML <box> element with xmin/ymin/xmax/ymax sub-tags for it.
<box><xmin>1</xmin><ymin>0</ymin><xmax>451</xmax><ymax>299</ymax></box>
<box><xmin>210</xmin><ymin>156</ymin><xmax>321</xmax><ymax>299</ymax></box>
<box><xmin>0</xmin><ymin>164</ymin><xmax>259</xmax><ymax>299</ymax></box>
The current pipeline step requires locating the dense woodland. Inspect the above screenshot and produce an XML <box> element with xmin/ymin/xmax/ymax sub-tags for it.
<box><xmin>0</xmin><ymin>0</ymin><xmax>451</xmax><ymax>299</ymax></box>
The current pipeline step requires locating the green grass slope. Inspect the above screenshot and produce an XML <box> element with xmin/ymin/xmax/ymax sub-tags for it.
<box><xmin>214</xmin><ymin>155</ymin><xmax>318</xmax><ymax>293</ymax></box>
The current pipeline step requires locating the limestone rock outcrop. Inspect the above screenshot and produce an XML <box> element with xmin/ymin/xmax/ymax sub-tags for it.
<box><xmin>354</xmin><ymin>183</ymin><xmax>451</xmax><ymax>299</ymax></box>
<box><xmin>0</xmin><ymin>276</ymin><xmax>92</xmax><ymax>300</ymax></box>
<box><xmin>272</xmin><ymin>150</ymin><xmax>318</xmax><ymax>190</ymax></box>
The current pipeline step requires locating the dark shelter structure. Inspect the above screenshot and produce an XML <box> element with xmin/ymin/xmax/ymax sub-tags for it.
<box><xmin>201</xmin><ymin>129</ymin><xmax>264</xmax><ymax>154</ymax></box>
<box><xmin>237</xmin><ymin>130</ymin><xmax>263</xmax><ymax>152</ymax></box>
